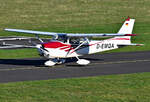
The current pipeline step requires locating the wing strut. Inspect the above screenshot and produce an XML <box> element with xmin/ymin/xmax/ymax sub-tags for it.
<box><xmin>35</xmin><ymin>34</ymin><xmax>43</xmax><ymax>43</ymax></box>
<box><xmin>65</xmin><ymin>38</ymin><xmax>89</xmax><ymax>57</ymax></box>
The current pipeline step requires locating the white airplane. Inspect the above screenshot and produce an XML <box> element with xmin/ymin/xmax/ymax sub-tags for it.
<box><xmin>4</xmin><ymin>17</ymin><xmax>142</xmax><ymax>66</ymax></box>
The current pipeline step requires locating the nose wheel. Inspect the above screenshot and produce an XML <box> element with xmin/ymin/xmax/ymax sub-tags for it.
<box><xmin>45</xmin><ymin>60</ymin><xmax>56</xmax><ymax>66</ymax></box>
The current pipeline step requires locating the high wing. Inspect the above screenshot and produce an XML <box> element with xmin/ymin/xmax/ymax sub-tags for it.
<box><xmin>4</xmin><ymin>28</ymin><xmax>136</xmax><ymax>37</ymax></box>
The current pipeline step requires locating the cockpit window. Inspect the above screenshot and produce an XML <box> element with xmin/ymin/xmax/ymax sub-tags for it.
<box><xmin>69</xmin><ymin>37</ymin><xmax>87</xmax><ymax>44</ymax></box>
<box><xmin>52</xmin><ymin>35</ymin><xmax>67</xmax><ymax>43</ymax></box>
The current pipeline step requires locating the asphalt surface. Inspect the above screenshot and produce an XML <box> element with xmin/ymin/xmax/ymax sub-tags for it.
<box><xmin>0</xmin><ymin>51</ymin><xmax>150</xmax><ymax>83</ymax></box>
<box><xmin>0</xmin><ymin>37</ymin><xmax>150</xmax><ymax>83</ymax></box>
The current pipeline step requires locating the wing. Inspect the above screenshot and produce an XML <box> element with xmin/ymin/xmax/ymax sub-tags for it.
<box><xmin>4</xmin><ymin>29</ymin><xmax>58</xmax><ymax>36</ymax></box>
<box><xmin>66</xmin><ymin>33</ymin><xmax>136</xmax><ymax>37</ymax></box>
<box><xmin>4</xmin><ymin>28</ymin><xmax>136</xmax><ymax>37</ymax></box>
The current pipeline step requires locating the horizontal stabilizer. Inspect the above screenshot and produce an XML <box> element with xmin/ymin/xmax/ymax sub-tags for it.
<box><xmin>118</xmin><ymin>43</ymin><xmax>144</xmax><ymax>46</ymax></box>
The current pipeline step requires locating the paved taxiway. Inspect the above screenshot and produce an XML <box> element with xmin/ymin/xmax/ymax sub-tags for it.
<box><xmin>0</xmin><ymin>37</ymin><xmax>150</xmax><ymax>83</ymax></box>
<box><xmin>0</xmin><ymin>51</ymin><xmax>150</xmax><ymax>83</ymax></box>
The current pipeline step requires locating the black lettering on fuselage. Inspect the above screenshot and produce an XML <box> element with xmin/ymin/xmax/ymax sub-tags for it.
<box><xmin>96</xmin><ymin>43</ymin><xmax>114</xmax><ymax>49</ymax></box>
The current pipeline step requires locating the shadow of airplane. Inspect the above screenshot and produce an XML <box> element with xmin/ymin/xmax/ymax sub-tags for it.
<box><xmin>0</xmin><ymin>58</ymin><xmax>47</xmax><ymax>67</ymax></box>
<box><xmin>0</xmin><ymin>56</ymin><xmax>103</xmax><ymax>67</ymax></box>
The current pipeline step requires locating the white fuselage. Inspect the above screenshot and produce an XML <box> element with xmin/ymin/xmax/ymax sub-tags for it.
<box><xmin>38</xmin><ymin>38</ymin><xmax>121</xmax><ymax>59</ymax></box>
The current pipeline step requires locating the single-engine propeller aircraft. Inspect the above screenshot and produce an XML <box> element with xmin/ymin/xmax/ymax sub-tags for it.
<box><xmin>4</xmin><ymin>17</ymin><xmax>143</xmax><ymax>66</ymax></box>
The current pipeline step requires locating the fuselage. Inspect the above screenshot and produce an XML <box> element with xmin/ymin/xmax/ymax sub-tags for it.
<box><xmin>37</xmin><ymin>38</ymin><xmax>120</xmax><ymax>59</ymax></box>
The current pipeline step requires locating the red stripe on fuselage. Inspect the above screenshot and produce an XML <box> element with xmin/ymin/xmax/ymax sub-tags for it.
<box><xmin>89</xmin><ymin>38</ymin><xmax>130</xmax><ymax>46</ymax></box>
<box><xmin>42</xmin><ymin>41</ymin><xmax>71</xmax><ymax>49</ymax></box>
<box><xmin>109</xmin><ymin>38</ymin><xmax>130</xmax><ymax>40</ymax></box>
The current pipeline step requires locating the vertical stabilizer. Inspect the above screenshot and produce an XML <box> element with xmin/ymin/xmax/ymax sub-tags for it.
<box><xmin>113</xmin><ymin>17</ymin><xmax>135</xmax><ymax>45</ymax></box>
<box><xmin>118</xmin><ymin>17</ymin><xmax>135</xmax><ymax>34</ymax></box>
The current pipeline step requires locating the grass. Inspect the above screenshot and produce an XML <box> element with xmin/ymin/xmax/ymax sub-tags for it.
<box><xmin>0</xmin><ymin>72</ymin><xmax>150</xmax><ymax>102</ymax></box>
<box><xmin>0</xmin><ymin>1</ymin><xmax>150</xmax><ymax>102</ymax></box>
<box><xmin>0</xmin><ymin>0</ymin><xmax>150</xmax><ymax>58</ymax></box>
<box><xmin>0</xmin><ymin>48</ymin><xmax>39</xmax><ymax>59</ymax></box>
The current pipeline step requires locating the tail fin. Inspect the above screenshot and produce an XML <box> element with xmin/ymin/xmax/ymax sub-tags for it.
<box><xmin>113</xmin><ymin>17</ymin><xmax>135</xmax><ymax>45</ymax></box>
<box><xmin>118</xmin><ymin>17</ymin><xmax>135</xmax><ymax>34</ymax></box>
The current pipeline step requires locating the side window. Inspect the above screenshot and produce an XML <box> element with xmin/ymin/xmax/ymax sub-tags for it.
<box><xmin>53</xmin><ymin>35</ymin><xmax>67</xmax><ymax>43</ymax></box>
<box><xmin>69</xmin><ymin>37</ymin><xmax>88</xmax><ymax>44</ymax></box>
<box><xmin>70</xmin><ymin>38</ymin><xmax>79</xmax><ymax>44</ymax></box>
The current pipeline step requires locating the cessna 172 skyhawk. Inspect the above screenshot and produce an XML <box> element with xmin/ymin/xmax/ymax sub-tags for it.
<box><xmin>4</xmin><ymin>18</ymin><xmax>142</xmax><ymax>66</ymax></box>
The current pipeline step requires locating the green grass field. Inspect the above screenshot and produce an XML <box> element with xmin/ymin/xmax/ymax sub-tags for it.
<box><xmin>0</xmin><ymin>0</ymin><xmax>150</xmax><ymax>102</ymax></box>
<box><xmin>0</xmin><ymin>73</ymin><xmax>150</xmax><ymax>102</ymax></box>
<box><xmin>0</xmin><ymin>0</ymin><xmax>150</xmax><ymax>58</ymax></box>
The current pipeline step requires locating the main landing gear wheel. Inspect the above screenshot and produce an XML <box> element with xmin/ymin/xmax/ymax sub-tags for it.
<box><xmin>75</xmin><ymin>56</ymin><xmax>90</xmax><ymax>65</ymax></box>
<box><xmin>76</xmin><ymin>59</ymin><xmax>90</xmax><ymax>65</ymax></box>
<box><xmin>44</xmin><ymin>58</ymin><xmax>66</xmax><ymax>66</ymax></box>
